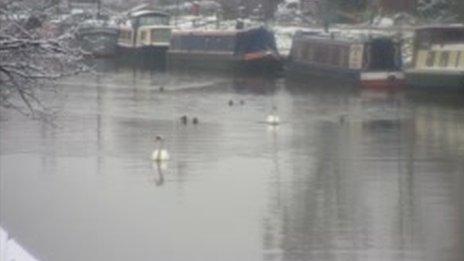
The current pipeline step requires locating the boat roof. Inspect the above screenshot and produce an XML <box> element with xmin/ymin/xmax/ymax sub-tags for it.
<box><xmin>294</xmin><ymin>30</ymin><xmax>396</xmax><ymax>45</ymax></box>
<box><xmin>129</xmin><ymin>10</ymin><xmax>169</xmax><ymax>18</ymax></box>
<box><xmin>415</xmin><ymin>24</ymin><xmax>464</xmax><ymax>31</ymax></box>
<box><xmin>172</xmin><ymin>27</ymin><xmax>267</xmax><ymax>37</ymax></box>
<box><xmin>294</xmin><ymin>30</ymin><xmax>362</xmax><ymax>44</ymax></box>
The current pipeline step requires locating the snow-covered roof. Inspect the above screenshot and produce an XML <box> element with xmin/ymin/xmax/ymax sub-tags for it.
<box><xmin>294</xmin><ymin>29</ymin><xmax>397</xmax><ymax>45</ymax></box>
<box><xmin>416</xmin><ymin>24</ymin><xmax>464</xmax><ymax>31</ymax></box>
<box><xmin>172</xmin><ymin>27</ymin><xmax>266</xmax><ymax>36</ymax></box>
<box><xmin>129</xmin><ymin>10</ymin><xmax>169</xmax><ymax>18</ymax></box>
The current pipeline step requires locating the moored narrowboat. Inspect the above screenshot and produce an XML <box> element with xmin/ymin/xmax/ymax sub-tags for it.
<box><xmin>405</xmin><ymin>25</ymin><xmax>464</xmax><ymax>90</ymax></box>
<box><xmin>167</xmin><ymin>27</ymin><xmax>282</xmax><ymax>74</ymax></box>
<box><xmin>117</xmin><ymin>10</ymin><xmax>172</xmax><ymax>66</ymax></box>
<box><xmin>76</xmin><ymin>20</ymin><xmax>119</xmax><ymax>58</ymax></box>
<box><xmin>286</xmin><ymin>31</ymin><xmax>404</xmax><ymax>88</ymax></box>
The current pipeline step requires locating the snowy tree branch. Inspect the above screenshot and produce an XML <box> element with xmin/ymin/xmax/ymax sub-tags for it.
<box><xmin>0</xmin><ymin>0</ymin><xmax>88</xmax><ymax>118</ymax></box>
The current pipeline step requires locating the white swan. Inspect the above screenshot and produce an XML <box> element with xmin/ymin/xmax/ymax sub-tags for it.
<box><xmin>152</xmin><ymin>136</ymin><xmax>170</xmax><ymax>162</ymax></box>
<box><xmin>266</xmin><ymin>106</ymin><xmax>280</xmax><ymax>126</ymax></box>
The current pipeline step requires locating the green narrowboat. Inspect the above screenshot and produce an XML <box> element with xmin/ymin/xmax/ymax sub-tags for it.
<box><xmin>406</xmin><ymin>25</ymin><xmax>464</xmax><ymax>90</ymax></box>
<box><xmin>117</xmin><ymin>10</ymin><xmax>172</xmax><ymax>66</ymax></box>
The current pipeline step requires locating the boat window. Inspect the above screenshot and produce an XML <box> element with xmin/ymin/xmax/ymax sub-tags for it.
<box><xmin>200</xmin><ymin>36</ymin><xmax>231</xmax><ymax>52</ymax></box>
<box><xmin>456</xmin><ymin>52</ymin><xmax>462</xmax><ymax>67</ymax></box>
<box><xmin>120</xmin><ymin>30</ymin><xmax>132</xmax><ymax>42</ymax></box>
<box><xmin>171</xmin><ymin>34</ymin><xmax>235</xmax><ymax>52</ymax></box>
<box><xmin>439</xmin><ymin>52</ymin><xmax>449</xmax><ymax>67</ymax></box>
<box><xmin>426</xmin><ymin>51</ymin><xmax>435</xmax><ymax>67</ymax></box>
<box><xmin>138</xmin><ymin>15</ymin><xmax>170</xmax><ymax>26</ymax></box>
<box><xmin>141</xmin><ymin>31</ymin><xmax>146</xmax><ymax>41</ymax></box>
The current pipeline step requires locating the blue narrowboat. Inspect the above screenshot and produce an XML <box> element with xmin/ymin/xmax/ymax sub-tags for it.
<box><xmin>167</xmin><ymin>27</ymin><xmax>282</xmax><ymax>74</ymax></box>
<box><xmin>286</xmin><ymin>31</ymin><xmax>405</xmax><ymax>88</ymax></box>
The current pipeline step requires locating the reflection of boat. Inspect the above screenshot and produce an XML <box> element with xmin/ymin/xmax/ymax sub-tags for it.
<box><xmin>117</xmin><ymin>10</ymin><xmax>172</xmax><ymax>66</ymax></box>
<box><xmin>286</xmin><ymin>30</ymin><xmax>405</xmax><ymax>89</ymax></box>
<box><xmin>232</xmin><ymin>76</ymin><xmax>278</xmax><ymax>94</ymax></box>
<box><xmin>405</xmin><ymin>25</ymin><xmax>464</xmax><ymax>90</ymax></box>
<box><xmin>76</xmin><ymin>20</ymin><xmax>119</xmax><ymax>58</ymax></box>
<box><xmin>359</xmin><ymin>88</ymin><xmax>408</xmax><ymax>130</ymax></box>
<box><xmin>167</xmin><ymin>27</ymin><xmax>282</xmax><ymax>74</ymax></box>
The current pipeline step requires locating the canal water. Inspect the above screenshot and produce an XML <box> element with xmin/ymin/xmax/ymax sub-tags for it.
<box><xmin>1</xmin><ymin>65</ymin><xmax>463</xmax><ymax>261</ymax></box>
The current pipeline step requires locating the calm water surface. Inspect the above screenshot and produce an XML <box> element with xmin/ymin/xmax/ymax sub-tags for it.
<box><xmin>1</xmin><ymin>66</ymin><xmax>464</xmax><ymax>261</ymax></box>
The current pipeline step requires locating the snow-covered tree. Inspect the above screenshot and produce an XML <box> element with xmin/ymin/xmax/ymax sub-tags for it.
<box><xmin>0</xmin><ymin>0</ymin><xmax>86</xmax><ymax>118</ymax></box>
<box><xmin>417</xmin><ymin>0</ymin><xmax>464</xmax><ymax>22</ymax></box>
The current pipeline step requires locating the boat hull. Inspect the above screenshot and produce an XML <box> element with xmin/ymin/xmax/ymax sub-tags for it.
<box><xmin>285</xmin><ymin>61</ymin><xmax>359</xmax><ymax>82</ymax></box>
<box><xmin>167</xmin><ymin>51</ymin><xmax>282</xmax><ymax>75</ymax></box>
<box><xmin>360</xmin><ymin>72</ymin><xmax>405</xmax><ymax>89</ymax></box>
<box><xmin>286</xmin><ymin>61</ymin><xmax>404</xmax><ymax>89</ymax></box>
<box><xmin>405</xmin><ymin>70</ymin><xmax>464</xmax><ymax>90</ymax></box>
<box><xmin>117</xmin><ymin>45</ymin><xmax>168</xmax><ymax>68</ymax></box>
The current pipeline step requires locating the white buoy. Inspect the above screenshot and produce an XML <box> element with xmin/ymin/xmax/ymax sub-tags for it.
<box><xmin>152</xmin><ymin>136</ymin><xmax>170</xmax><ymax>161</ymax></box>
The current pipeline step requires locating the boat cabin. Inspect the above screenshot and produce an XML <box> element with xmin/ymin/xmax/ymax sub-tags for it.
<box><xmin>406</xmin><ymin>25</ymin><xmax>464</xmax><ymax>89</ymax></box>
<box><xmin>287</xmin><ymin>31</ymin><xmax>404</xmax><ymax>88</ymax></box>
<box><xmin>290</xmin><ymin>31</ymin><xmax>402</xmax><ymax>72</ymax></box>
<box><xmin>76</xmin><ymin>23</ymin><xmax>119</xmax><ymax>57</ymax></box>
<box><xmin>169</xmin><ymin>27</ymin><xmax>278</xmax><ymax>58</ymax></box>
<box><xmin>118</xmin><ymin>10</ymin><xmax>172</xmax><ymax>49</ymax></box>
<box><xmin>168</xmin><ymin>27</ymin><xmax>281</xmax><ymax>73</ymax></box>
<box><xmin>411</xmin><ymin>25</ymin><xmax>464</xmax><ymax>71</ymax></box>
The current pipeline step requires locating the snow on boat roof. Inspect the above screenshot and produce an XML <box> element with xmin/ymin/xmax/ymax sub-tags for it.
<box><xmin>129</xmin><ymin>10</ymin><xmax>169</xmax><ymax>18</ymax></box>
<box><xmin>172</xmin><ymin>27</ymin><xmax>266</xmax><ymax>36</ymax></box>
<box><xmin>294</xmin><ymin>30</ymin><xmax>378</xmax><ymax>44</ymax></box>
<box><xmin>415</xmin><ymin>24</ymin><xmax>464</xmax><ymax>31</ymax></box>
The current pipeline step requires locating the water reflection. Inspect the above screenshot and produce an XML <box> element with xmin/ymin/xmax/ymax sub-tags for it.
<box><xmin>151</xmin><ymin>162</ymin><xmax>166</xmax><ymax>187</ymax></box>
<box><xmin>262</xmin><ymin>84</ymin><xmax>464</xmax><ymax>261</ymax></box>
<box><xmin>0</xmin><ymin>67</ymin><xmax>463</xmax><ymax>261</ymax></box>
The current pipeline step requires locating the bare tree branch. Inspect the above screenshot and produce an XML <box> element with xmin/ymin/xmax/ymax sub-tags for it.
<box><xmin>0</xmin><ymin>0</ymin><xmax>88</xmax><ymax>118</ymax></box>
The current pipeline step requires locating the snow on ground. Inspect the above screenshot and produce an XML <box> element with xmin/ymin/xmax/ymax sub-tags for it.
<box><xmin>1</xmin><ymin>227</ymin><xmax>40</xmax><ymax>261</ymax></box>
